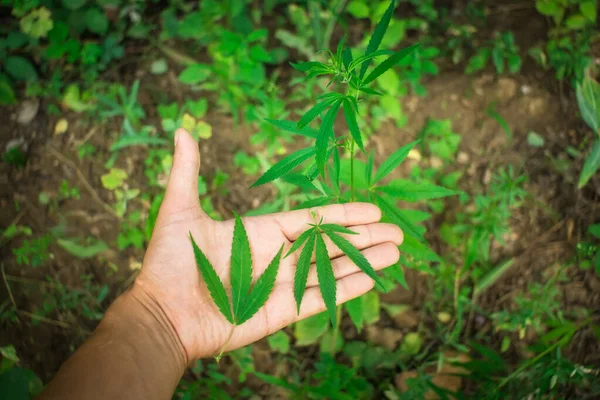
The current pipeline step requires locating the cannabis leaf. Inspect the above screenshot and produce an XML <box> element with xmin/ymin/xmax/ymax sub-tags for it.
<box><xmin>285</xmin><ymin>218</ymin><xmax>382</xmax><ymax>326</ymax></box>
<box><xmin>190</xmin><ymin>213</ymin><xmax>283</xmax><ymax>333</ymax></box>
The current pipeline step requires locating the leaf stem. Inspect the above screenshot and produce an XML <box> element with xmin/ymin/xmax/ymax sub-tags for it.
<box><xmin>215</xmin><ymin>325</ymin><xmax>235</xmax><ymax>363</ymax></box>
<box><xmin>350</xmin><ymin>139</ymin><xmax>355</xmax><ymax>201</ymax></box>
<box><xmin>331</xmin><ymin>305</ymin><xmax>343</xmax><ymax>356</ymax></box>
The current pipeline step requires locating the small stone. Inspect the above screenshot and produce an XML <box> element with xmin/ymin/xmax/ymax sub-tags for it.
<box><xmin>392</xmin><ymin>310</ymin><xmax>419</xmax><ymax>329</ymax></box>
<box><xmin>457</xmin><ymin>152</ymin><xmax>469</xmax><ymax>164</ymax></box>
<box><xmin>483</xmin><ymin>169</ymin><xmax>492</xmax><ymax>185</ymax></box>
<box><xmin>430</xmin><ymin>157</ymin><xmax>443</xmax><ymax>169</ymax></box>
<box><xmin>366</xmin><ymin>326</ymin><xmax>404</xmax><ymax>350</ymax></box>
<box><xmin>527</xmin><ymin>97</ymin><xmax>547</xmax><ymax>116</ymax></box>
<box><xmin>54</xmin><ymin>118</ymin><xmax>68</xmax><ymax>135</ymax></box>
<box><xmin>407</xmin><ymin>149</ymin><xmax>422</xmax><ymax>161</ymax></box>
<box><xmin>521</xmin><ymin>85</ymin><xmax>532</xmax><ymax>95</ymax></box>
<box><xmin>129</xmin><ymin>259</ymin><xmax>142</xmax><ymax>271</ymax></box>
<box><xmin>496</xmin><ymin>78</ymin><xmax>518</xmax><ymax>100</ymax></box>
<box><xmin>437</xmin><ymin>312</ymin><xmax>452</xmax><ymax>324</ymax></box>
<box><xmin>16</xmin><ymin>99</ymin><xmax>39</xmax><ymax>124</ymax></box>
<box><xmin>252</xmin><ymin>198</ymin><xmax>261</xmax><ymax>208</ymax></box>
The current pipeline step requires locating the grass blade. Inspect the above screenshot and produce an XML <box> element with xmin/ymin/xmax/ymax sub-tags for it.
<box><xmin>373</xmin><ymin>140</ymin><xmax>420</xmax><ymax>184</ymax></box>
<box><xmin>579</xmin><ymin>138</ymin><xmax>600</xmax><ymax>188</ymax></box>
<box><xmin>251</xmin><ymin>147</ymin><xmax>315</xmax><ymax>187</ymax></box>
<box><xmin>343</xmin><ymin>98</ymin><xmax>365</xmax><ymax>153</ymax></box>
<box><xmin>237</xmin><ymin>245</ymin><xmax>283</xmax><ymax>324</ymax></box>
<box><xmin>359</xmin><ymin>0</ymin><xmax>396</xmax><ymax>79</ymax></box>
<box><xmin>230</xmin><ymin>212</ymin><xmax>253</xmax><ymax>320</ymax></box>
<box><xmin>285</xmin><ymin>227</ymin><xmax>315</xmax><ymax>258</ymax></box>
<box><xmin>323</xmin><ymin>230</ymin><xmax>383</xmax><ymax>289</ymax></box>
<box><xmin>474</xmin><ymin>259</ymin><xmax>514</xmax><ymax>297</ymax></box>
<box><xmin>363</xmin><ymin>44</ymin><xmax>419</xmax><ymax>85</ymax></box>
<box><xmin>190</xmin><ymin>233</ymin><xmax>233</xmax><ymax>324</ymax></box>
<box><xmin>294</xmin><ymin>232</ymin><xmax>316</xmax><ymax>314</ymax></box>
<box><xmin>315</xmin><ymin>233</ymin><xmax>337</xmax><ymax>325</ymax></box>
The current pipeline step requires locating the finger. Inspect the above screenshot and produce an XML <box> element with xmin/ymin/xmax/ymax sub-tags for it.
<box><xmin>253</xmin><ymin>271</ymin><xmax>375</xmax><ymax>337</ymax></box>
<box><xmin>273</xmin><ymin>203</ymin><xmax>381</xmax><ymax>239</ymax></box>
<box><xmin>286</xmin><ymin>223</ymin><xmax>403</xmax><ymax>264</ymax></box>
<box><xmin>305</xmin><ymin>242</ymin><xmax>400</xmax><ymax>286</ymax></box>
<box><xmin>157</xmin><ymin>129</ymin><xmax>206</xmax><ymax>220</ymax></box>
<box><xmin>297</xmin><ymin>272</ymin><xmax>375</xmax><ymax>320</ymax></box>
<box><xmin>232</xmin><ymin>272</ymin><xmax>375</xmax><ymax>347</ymax></box>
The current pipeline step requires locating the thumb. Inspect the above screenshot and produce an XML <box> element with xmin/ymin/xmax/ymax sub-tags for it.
<box><xmin>159</xmin><ymin>128</ymin><xmax>205</xmax><ymax>217</ymax></box>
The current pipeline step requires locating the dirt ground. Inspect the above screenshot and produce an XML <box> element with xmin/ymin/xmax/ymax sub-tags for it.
<box><xmin>1</xmin><ymin>4</ymin><xmax>600</xmax><ymax>395</ymax></box>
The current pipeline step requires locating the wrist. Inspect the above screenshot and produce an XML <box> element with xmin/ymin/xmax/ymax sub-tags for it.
<box><xmin>101</xmin><ymin>283</ymin><xmax>188</xmax><ymax>372</ymax></box>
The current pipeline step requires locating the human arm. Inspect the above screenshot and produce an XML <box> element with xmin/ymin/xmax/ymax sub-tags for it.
<box><xmin>38</xmin><ymin>129</ymin><xmax>403</xmax><ymax>399</ymax></box>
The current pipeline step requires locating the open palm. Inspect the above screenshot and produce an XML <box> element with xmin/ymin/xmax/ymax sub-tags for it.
<box><xmin>134</xmin><ymin>129</ymin><xmax>403</xmax><ymax>361</ymax></box>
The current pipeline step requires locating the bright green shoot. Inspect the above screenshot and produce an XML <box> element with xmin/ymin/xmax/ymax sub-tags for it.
<box><xmin>247</xmin><ymin>0</ymin><xmax>460</xmax><ymax>331</ymax></box>
<box><xmin>285</xmin><ymin>213</ymin><xmax>382</xmax><ymax>326</ymax></box>
<box><xmin>251</xmin><ymin>0</ymin><xmax>419</xmax><ymax>188</ymax></box>
<box><xmin>189</xmin><ymin>212</ymin><xmax>283</xmax><ymax>361</ymax></box>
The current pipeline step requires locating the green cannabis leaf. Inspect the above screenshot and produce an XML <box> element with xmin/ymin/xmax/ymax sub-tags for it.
<box><xmin>285</xmin><ymin>217</ymin><xmax>382</xmax><ymax>326</ymax></box>
<box><xmin>189</xmin><ymin>213</ymin><xmax>284</xmax><ymax>359</ymax></box>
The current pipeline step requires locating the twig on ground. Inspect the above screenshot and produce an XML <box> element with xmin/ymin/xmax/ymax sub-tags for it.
<box><xmin>48</xmin><ymin>145</ymin><xmax>119</xmax><ymax>219</ymax></box>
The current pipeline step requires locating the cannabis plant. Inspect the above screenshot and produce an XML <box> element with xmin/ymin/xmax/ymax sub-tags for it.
<box><xmin>250</xmin><ymin>0</ymin><xmax>457</xmax><ymax>327</ymax></box>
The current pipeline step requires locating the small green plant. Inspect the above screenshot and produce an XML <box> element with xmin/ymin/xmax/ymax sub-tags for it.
<box><xmin>491</xmin><ymin>280</ymin><xmax>563</xmax><ymax>338</ymax></box>
<box><xmin>2</xmin><ymin>147</ymin><xmax>26</xmax><ymax>168</ymax></box>
<box><xmin>466</xmin><ymin>31</ymin><xmax>522</xmax><ymax>75</ymax></box>
<box><xmin>101</xmin><ymin>168</ymin><xmax>139</xmax><ymax>217</ymax></box>
<box><xmin>190</xmin><ymin>213</ymin><xmax>283</xmax><ymax>361</ymax></box>
<box><xmin>250</xmin><ymin>0</ymin><xmax>458</xmax><ymax>335</ymax></box>
<box><xmin>234</xmin><ymin>151</ymin><xmax>261</xmax><ymax>175</ymax></box>
<box><xmin>12</xmin><ymin>234</ymin><xmax>52</xmax><ymax>268</ymax></box>
<box><xmin>532</xmin><ymin>0</ymin><xmax>596</xmax><ymax>81</ymax></box>
<box><xmin>58</xmin><ymin>180</ymin><xmax>80</xmax><ymax>201</ymax></box>
<box><xmin>577</xmin><ymin>223</ymin><xmax>600</xmax><ymax>277</ymax></box>
<box><xmin>256</xmin><ymin>353</ymin><xmax>373</xmax><ymax>399</ymax></box>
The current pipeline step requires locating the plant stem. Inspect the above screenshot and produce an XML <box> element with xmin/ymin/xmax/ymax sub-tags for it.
<box><xmin>215</xmin><ymin>325</ymin><xmax>235</xmax><ymax>363</ymax></box>
<box><xmin>331</xmin><ymin>305</ymin><xmax>343</xmax><ymax>356</ymax></box>
<box><xmin>350</xmin><ymin>139</ymin><xmax>355</xmax><ymax>201</ymax></box>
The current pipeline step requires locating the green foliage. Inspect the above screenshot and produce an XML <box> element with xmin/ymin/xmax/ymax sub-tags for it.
<box><xmin>532</xmin><ymin>0</ymin><xmax>596</xmax><ymax>81</ymax></box>
<box><xmin>190</xmin><ymin>213</ymin><xmax>283</xmax><ymax>358</ymax></box>
<box><xmin>578</xmin><ymin>223</ymin><xmax>600</xmax><ymax>277</ymax></box>
<box><xmin>256</xmin><ymin>353</ymin><xmax>373</xmax><ymax>399</ymax></box>
<box><xmin>12</xmin><ymin>234</ymin><xmax>52</xmax><ymax>267</ymax></box>
<box><xmin>3</xmin><ymin>0</ymin><xmax>599</xmax><ymax>397</ymax></box>
<box><xmin>285</xmin><ymin>219</ymin><xmax>380</xmax><ymax>326</ymax></box>
<box><xmin>466</xmin><ymin>32</ymin><xmax>522</xmax><ymax>75</ymax></box>
<box><xmin>0</xmin><ymin>345</ymin><xmax>43</xmax><ymax>400</ymax></box>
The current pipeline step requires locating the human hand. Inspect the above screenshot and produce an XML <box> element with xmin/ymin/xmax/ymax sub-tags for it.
<box><xmin>133</xmin><ymin>129</ymin><xmax>404</xmax><ymax>363</ymax></box>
